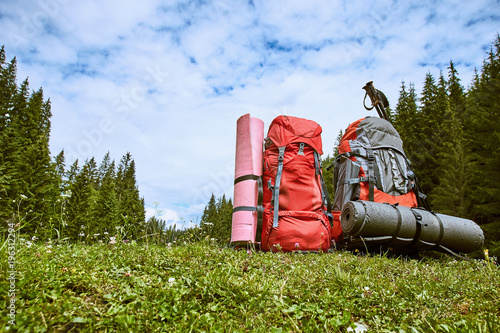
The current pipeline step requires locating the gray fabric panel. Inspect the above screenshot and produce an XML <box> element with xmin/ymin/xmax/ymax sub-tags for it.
<box><xmin>348</xmin><ymin>117</ymin><xmax>413</xmax><ymax>197</ymax></box>
<box><xmin>356</xmin><ymin>117</ymin><xmax>405</xmax><ymax>152</ymax></box>
<box><xmin>332</xmin><ymin>155</ymin><xmax>361</xmax><ymax>211</ymax></box>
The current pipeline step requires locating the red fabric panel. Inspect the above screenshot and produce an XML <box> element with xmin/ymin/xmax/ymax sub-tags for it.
<box><xmin>331</xmin><ymin>211</ymin><xmax>344</xmax><ymax>244</ymax></box>
<box><xmin>337</xmin><ymin>118</ymin><xmax>364</xmax><ymax>154</ymax></box>
<box><xmin>359</xmin><ymin>183</ymin><xmax>418</xmax><ymax>207</ymax></box>
<box><xmin>261</xmin><ymin>206</ymin><xmax>331</xmax><ymax>252</ymax></box>
<box><xmin>262</xmin><ymin>143</ymin><xmax>323</xmax><ymax>211</ymax></box>
<box><xmin>267</xmin><ymin>115</ymin><xmax>324</xmax><ymax>154</ymax></box>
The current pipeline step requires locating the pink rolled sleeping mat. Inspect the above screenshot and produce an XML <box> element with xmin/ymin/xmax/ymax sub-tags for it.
<box><xmin>231</xmin><ymin>114</ymin><xmax>264</xmax><ymax>245</ymax></box>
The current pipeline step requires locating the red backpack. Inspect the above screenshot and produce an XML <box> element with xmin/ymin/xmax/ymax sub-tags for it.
<box><xmin>260</xmin><ymin>115</ymin><xmax>333</xmax><ymax>252</ymax></box>
<box><xmin>331</xmin><ymin>117</ymin><xmax>420</xmax><ymax>232</ymax></box>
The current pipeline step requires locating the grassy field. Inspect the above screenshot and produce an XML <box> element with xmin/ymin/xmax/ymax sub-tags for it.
<box><xmin>1</xmin><ymin>239</ymin><xmax>499</xmax><ymax>332</ymax></box>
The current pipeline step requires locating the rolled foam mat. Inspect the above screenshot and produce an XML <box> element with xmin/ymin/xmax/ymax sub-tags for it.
<box><xmin>231</xmin><ymin>114</ymin><xmax>264</xmax><ymax>245</ymax></box>
<box><xmin>341</xmin><ymin>200</ymin><xmax>484</xmax><ymax>253</ymax></box>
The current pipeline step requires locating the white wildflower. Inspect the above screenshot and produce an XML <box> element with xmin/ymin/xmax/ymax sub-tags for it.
<box><xmin>347</xmin><ymin>322</ymin><xmax>368</xmax><ymax>333</ymax></box>
<box><xmin>61</xmin><ymin>191</ymin><xmax>72</xmax><ymax>198</ymax></box>
<box><xmin>168</xmin><ymin>277</ymin><xmax>175</xmax><ymax>286</ymax></box>
<box><xmin>20</xmin><ymin>194</ymin><xmax>28</xmax><ymax>200</ymax></box>
<box><xmin>109</xmin><ymin>237</ymin><xmax>116</xmax><ymax>244</ymax></box>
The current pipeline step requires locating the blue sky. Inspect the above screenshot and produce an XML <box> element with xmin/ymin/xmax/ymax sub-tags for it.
<box><xmin>1</xmin><ymin>0</ymin><xmax>499</xmax><ymax>227</ymax></box>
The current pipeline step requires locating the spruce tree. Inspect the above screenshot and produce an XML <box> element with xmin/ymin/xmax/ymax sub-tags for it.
<box><xmin>215</xmin><ymin>194</ymin><xmax>233</xmax><ymax>242</ymax></box>
<box><xmin>429</xmin><ymin>104</ymin><xmax>471</xmax><ymax>217</ymax></box>
<box><xmin>448</xmin><ymin>60</ymin><xmax>467</xmax><ymax>125</ymax></box>
<box><xmin>0</xmin><ymin>47</ymin><xmax>18</xmax><ymax>224</ymax></box>
<box><xmin>430</xmin><ymin>65</ymin><xmax>471</xmax><ymax>217</ymax></box>
<box><xmin>200</xmin><ymin>193</ymin><xmax>217</xmax><ymax>237</ymax></box>
<box><xmin>116</xmin><ymin>153</ymin><xmax>146</xmax><ymax>239</ymax></box>
<box><xmin>65</xmin><ymin>158</ymin><xmax>98</xmax><ymax>240</ymax></box>
<box><xmin>93</xmin><ymin>155</ymin><xmax>119</xmax><ymax>236</ymax></box>
<box><xmin>466</xmin><ymin>36</ymin><xmax>500</xmax><ymax>224</ymax></box>
<box><xmin>0</xmin><ymin>52</ymin><xmax>60</xmax><ymax>237</ymax></box>
<box><xmin>393</xmin><ymin>81</ymin><xmax>419</xmax><ymax>162</ymax></box>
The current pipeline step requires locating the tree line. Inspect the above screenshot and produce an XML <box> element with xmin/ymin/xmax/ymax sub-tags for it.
<box><xmin>392</xmin><ymin>37</ymin><xmax>500</xmax><ymax>230</ymax></box>
<box><xmin>0</xmin><ymin>44</ymin><xmax>232</xmax><ymax>245</ymax></box>
<box><xmin>0</xmin><ymin>46</ymin><xmax>145</xmax><ymax>242</ymax></box>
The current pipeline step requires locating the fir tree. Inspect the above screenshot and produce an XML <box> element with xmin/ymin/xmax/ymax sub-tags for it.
<box><xmin>65</xmin><ymin>158</ymin><xmax>98</xmax><ymax>240</ymax></box>
<box><xmin>0</xmin><ymin>53</ymin><xmax>59</xmax><ymax>236</ymax></box>
<box><xmin>0</xmin><ymin>47</ymin><xmax>18</xmax><ymax>223</ymax></box>
<box><xmin>429</xmin><ymin>106</ymin><xmax>471</xmax><ymax>217</ymax></box>
<box><xmin>200</xmin><ymin>194</ymin><xmax>217</xmax><ymax>237</ymax></box>
<box><xmin>215</xmin><ymin>194</ymin><xmax>233</xmax><ymax>242</ymax></box>
<box><xmin>466</xmin><ymin>36</ymin><xmax>500</xmax><ymax>223</ymax></box>
<box><xmin>116</xmin><ymin>153</ymin><xmax>146</xmax><ymax>238</ymax></box>
<box><xmin>200</xmin><ymin>193</ymin><xmax>233</xmax><ymax>242</ymax></box>
<box><xmin>448</xmin><ymin>60</ymin><xmax>467</xmax><ymax>125</ymax></box>
<box><xmin>93</xmin><ymin>155</ymin><xmax>119</xmax><ymax>235</ymax></box>
<box><xmin>393</xmin><ymin>81</ymin><xmax>419</xmax><ymax>161</ymax></box>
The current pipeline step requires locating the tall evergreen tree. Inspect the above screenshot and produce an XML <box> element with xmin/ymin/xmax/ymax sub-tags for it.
<box><xmin>200</xmin><ymin>193</ymin><xmax>232</xmax><ymax>242</ymax></box>
<box><xmin>466</xmin><ymin>36</ymin><xmax>500</xmax><ymax>224</ymax></box>
<box><xmin>93</xmin><ymin>157</ymin><xmax>119</xmax><ymax>236</ymax></box>
<box><xmin>429</xmin><ymin>104</ymin><xmax>471</xmax><ymax>217</ymax></box>
<box><xmin>415</xmin><ymin>73</ymin><xmax>441</xmax><ymax>197</ymax></box>
<box><xmin>0</xmin><ymin>50</ymin><xmax>59</xmax><ymax>236</ymax></box>
<box><xmin>447</xmin><ymin>60</ymin><xmax>467</xmax><ymax>125</ymax></box>
<box><xmin>0</xmin><ymin>47</ymin><xmax>18</xmax><ymax>223</ymax></box>
<box><xmin>116</xmin><ymin>153</ymin><xmax>146</xmax><ymax>238</ymax></box>
<box><xmin>393</xmin><ymin>81</ymin><xmax>419</xmax><ymax>161</ymax></box>
<box><xmin>65</xmin><ymin>158</ymin><xmax>98</xmax><ymax>240</ymax></box>
<box><xmin>430</xmin><ymin>65</ymin><xmax>471</xmax><ymax>217</ymax></box>
<box><xmin>200</xmin><ymin>193</ymin><xmax>217</xmax><ymax>236</ymax></box>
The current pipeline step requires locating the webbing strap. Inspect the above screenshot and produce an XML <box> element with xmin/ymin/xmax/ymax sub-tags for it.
<box><xmin>272</xmin><ymin>147</ymin><xmax>286</xmax><ymax>228</ymax></box>
<box><xmin>315</xmin><ymin>151</ymin><xmax>332</xmax><ymax>214</ymax></box>
<box><xmin>367</xmin><ymin>148</ymin><xmax>375</xmax><ymax>201</ymax></box>
<box><xmin>430</xmin><ymin>211</ymin><xmax>444</xmax><ymax>250</ymax></box>
<box><xmin>408</xmin><ymin>208</ymin><xmax>424</xmax><ymax>248</ymax></box>
<box><xmin>232</xmin><ymin>206</ymin><xmax>259</xmax><ymax>213</ymax></box>
<box><xmin>255</xmin><ymin>176</ymin><xmax>263</xmax><ymax>242</ymax></box>
<box><xmin>390</xmin><ymin>203</ymin><xmax>403</xmax><ymax>243</ymax></box>
<box><xmin>233</xmin><ymin>174</ymin><xmax>264</xmax><ymax>242</ymax></box>
<box><xmin>298</xmin><ymin>143</ymin><xmax>305</xmax><ymax>156</ymax></box>
<box><xmin>338</xmin><ymin>177</ymin><xmax>369</xmax><ymax>185</ymax></box>
<box><xmin>234</xmin><ymin>174</ymin><xmax>260</xmax><ymax>185</ymax></box>
<box><xmin>313</xmin><ymin>150</ymin><xmax>321</xmax><ymax>176</ymax></box>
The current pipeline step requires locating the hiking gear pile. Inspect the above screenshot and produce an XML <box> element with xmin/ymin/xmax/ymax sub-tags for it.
<box><xmin>230</xmin><ymin>82</ymin><xmax>484</xmax><ymax>255</ymax></box>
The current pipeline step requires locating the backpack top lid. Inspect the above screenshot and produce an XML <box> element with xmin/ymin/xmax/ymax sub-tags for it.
<box><xmin>339</xmin><ymin>117</ymin><xmax>405</xmax><ymax>154</ymax></box>
<box><xmin>267</xmin><ymin>115</ymin><xmax>323</xmax><ymax>154</ymax></box>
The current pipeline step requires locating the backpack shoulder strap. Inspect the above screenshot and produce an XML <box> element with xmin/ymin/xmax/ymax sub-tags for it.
<box><xmin>272</xmin><ymin>146</ymin><xmax>286</xmax><ymax>228</ymax></box>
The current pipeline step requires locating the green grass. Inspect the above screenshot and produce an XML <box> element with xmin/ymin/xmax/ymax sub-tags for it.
<box><xmin>1</xmin><ymin>240</ymin><xmax>499</xmax><ymax>332</ymax></box>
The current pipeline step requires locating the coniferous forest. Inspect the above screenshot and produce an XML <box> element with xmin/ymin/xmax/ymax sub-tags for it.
<box><xmin>0</xmin><ymin>46</ymin><xmax>146</xmax><ymax>242</ymax></box>
<box><xmin>391</xmin><ymin>37</ymin><xmax>500</xmax><ymax>255</ymax></box>
<box><xmin>1</xmin><ymin>36</ymin><xmax>500</xmax><ymax>255</ymax></box>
